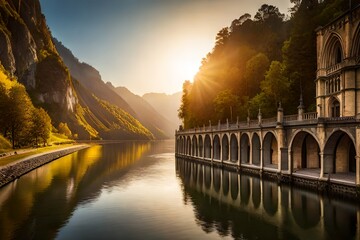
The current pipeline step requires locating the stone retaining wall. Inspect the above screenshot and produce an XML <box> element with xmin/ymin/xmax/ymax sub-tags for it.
<box><xmin>0</xmin><ymin>145</ymin><xmax>89</xmax><ymax>188</ymax></box>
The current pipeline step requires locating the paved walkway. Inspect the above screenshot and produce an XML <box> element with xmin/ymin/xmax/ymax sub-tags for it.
<box><xmin>293</xmin><ymin>168</ymin><xmax>356</xmax><ymax>185</ymax></box>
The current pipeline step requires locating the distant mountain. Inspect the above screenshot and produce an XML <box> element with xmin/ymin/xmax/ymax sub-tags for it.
<box><xmin>72</xmin><ymin>79</ymin><xmax>153</xmax><ymax>140</ymax></box>
<box><xmin>108</xmin><ymin>84</ymin><xmax>176</xmax><ymax>139</ymax></box>
<box><xmin>54</xmin><ymin>39</ymin><xmax>153</xmax><ymax>140</ymax></box>
<box><xmin>142</xmin><ymin>92</ymin><xmax>182</xmax><ymax>129</ymax></box>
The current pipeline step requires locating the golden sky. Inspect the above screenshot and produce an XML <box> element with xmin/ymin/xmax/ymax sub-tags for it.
<box><xmin>40</xmin><ymin>0</ymin><xmax>292</xmax><ymax>95</ymax></box>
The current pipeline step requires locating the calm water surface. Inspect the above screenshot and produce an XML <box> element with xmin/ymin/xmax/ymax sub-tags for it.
<box><xmin>0</xmin><ymin>140</ymin><xmax>359</xmax><ymax>239</ymax></box>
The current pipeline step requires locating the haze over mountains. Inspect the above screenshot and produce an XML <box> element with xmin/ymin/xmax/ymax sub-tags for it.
<box><xmin>0</xmin><ymin>0</ymin><xmax>180</xmax><ymax>141</ymax></box>
<box><xmin>143</xmin><ymin>92</ymin><xmax>182</xmax><ymax>128</ymax></box>
<box><xmin>108</xmin><ymin>84</ymin><xmax>178</xmax><ymax>139</ymax></box>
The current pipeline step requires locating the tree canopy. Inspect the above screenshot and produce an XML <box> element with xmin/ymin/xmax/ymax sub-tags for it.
<box><xmin>0</xmin><ymin>75</ymin><xmax>52</xmax><ymax>148</ymax></box>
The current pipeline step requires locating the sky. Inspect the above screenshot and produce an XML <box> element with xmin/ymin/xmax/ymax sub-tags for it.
<box><xmin>40</xmin><ymin>0</ymin><xmax>292</xmax><ymax>95</ymax></box>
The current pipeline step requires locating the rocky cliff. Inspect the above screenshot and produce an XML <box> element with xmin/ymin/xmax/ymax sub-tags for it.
<box><xmin>0</xmin><ymin>0</ymin><xmax>76</xmax><ymax>117</ymax></box>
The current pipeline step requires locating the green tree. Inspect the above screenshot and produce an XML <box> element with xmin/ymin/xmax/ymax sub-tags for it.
<box><xmin>261</xmin><ymin>61</ymin><xmax>291</xmax><ymax>106</ymax></box>
<box><xmin>254</xmin><ymin>4</ymin><xmax>284</xmax><ymax>22</ymax></box>
<box><xmin>213</xmin><ymin>90</ymin><xmax>239</xmax><ymax>122</ymax></box>
<box><xmin>0</xmin><ymin>82</ymin><xmax>9</xmax><ymax>136</ymax></box>
<box><xmin>243</xmin><ymin>53</ymin><xmax>270</xmax><ymax>98</ymax></box>
<box><xmin>8</xmin><ymin>84</ymin><xmax>33</xmax><ymax>148</ymax></box>
<box><xmin>58</xmin><ymin>122</ymin><xmax>72</xmax><ymax>138</ymax></box>
<box><xmin>30</xmin><ymin>108</ymin><xmax>52</xmax><ymax>146</ymax></box>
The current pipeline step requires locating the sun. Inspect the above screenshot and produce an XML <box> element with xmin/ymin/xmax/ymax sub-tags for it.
<box><xmin>170</xmin><ymin>53</ymin><xmax>201</xmax><ymax>83</ymax></box>
<box><xmin>166</xmin><ymin>40</ymin><xmax>210</xmax><ymax>93</ymax></box>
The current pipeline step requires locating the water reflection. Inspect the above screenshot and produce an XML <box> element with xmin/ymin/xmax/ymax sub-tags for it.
<box><xmin>176</xmin><ymin>158</ymin><xmax>360</xmax><ymax>240</ymax></box>
<box><xmin>0</xmin><ymin>142</ymin><xmax>150</xmax><ymax>240</ymax></box>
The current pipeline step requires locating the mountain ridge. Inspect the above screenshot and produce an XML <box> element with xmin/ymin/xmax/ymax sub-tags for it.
<box><xmin>108</xmin><ymin>84</ymin><xmax>176</xmax><ymax>139</ymax></box>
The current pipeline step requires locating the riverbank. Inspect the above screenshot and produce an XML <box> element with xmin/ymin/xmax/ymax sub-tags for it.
<box><xmin>0</xmin><ymin>144</ymin><xmax>89</xmax><ymax>188</ymax></box>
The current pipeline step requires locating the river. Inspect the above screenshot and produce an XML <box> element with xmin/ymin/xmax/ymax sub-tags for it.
<box><xmin>0</xmin><ymin>140</ymin><xmax>358</xmax><ymax>239</ymax></box>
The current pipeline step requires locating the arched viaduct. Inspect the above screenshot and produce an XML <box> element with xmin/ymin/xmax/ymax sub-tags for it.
<box><xmin>176</xmin><ymin>112</ymin><xmax>360</xmax><ymax>187</ymax></box>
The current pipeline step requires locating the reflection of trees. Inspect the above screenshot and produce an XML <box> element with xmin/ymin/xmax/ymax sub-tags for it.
<box><xmin>0</xmin><ymin>142</ymin><xmax>151</xmax><ymax>239</ymax></box>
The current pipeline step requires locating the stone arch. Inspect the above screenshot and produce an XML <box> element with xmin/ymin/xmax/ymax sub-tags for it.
<box><xmin>230</xmin><ymin>172</ymin><xmax>238</xmax><ymax>200</ymax></box>
<box><xmin>198</xmin><ymin>135</ymin><xmax>203</xmax><ymax>157</ymax></box>
<box><xmin>204</xmin><ymin>165</ymin><xmax>212</xmax><ymax>189</ymax></box>
<box><xmin>192</xmin><ymin>135</ymin><xmax>198</xmax><ymax>157</ymax></box>
<box><xmin>213</xmin><ymin>167</ymin><xmax>221</xmax><ymax>193</ymax></box>
<box><xmin>290</xmin><ymin>130</ymin><xmax>320</xmax><ymax>172</ymax></box>
<box><xmin>240</xmin><ymin>133</ymin><xmax>250</xmax><ymax>164</ymax></box>
<box><xmin>198</xmin><ymin>165</ymin><xmax>204</xmax><ymax>187</ymax></box>
<box><xmin>324</xmin><ymin>200</ymin><xmax>358</xmax><ymax>239</ymax></box>
<box><xmin>263</xmin><ymin>132</ymin><xmax>278</xmax><ymax>167</ymax></box>
<box><xmin>263</xmin><ymin>180</ymin><xmax>278</xmax><ymax>216</ymax></box>
<box><xmin>323</xmin><ymin>130</ymin><xmax>356</xmax><ymax>174</ymax></box>
<box><xmin>252</xmin><ymin>177</ymin><xmax>261</xmax><ymax>209</ymax></box>
<box><xmin>181</xmin><ymin>136</ymin><xmax>186</xmax><ymax>154</ymax></box>
<box><xmin>176</xmin><ymin>137</ymin><xmax>181</xmax><ymax>154</ymax></box>
<box><xmin>186</xmin><ymin>136</ymin><xmax>191</xmax><ymax>155</ymax></box>
<box><xmin>222</xmin><ymin>134</ymin><xmax>229</xmax><ymax>161</ymax></box>
<box><xmin>230</xmin><ymin>134</ymin><xmax>238</xmax><ymax>162</ymax></box>
<box><xmin>252</xmin><ymin>133</ymin><xmax>261</xmax><ymax>166</ymax></box>
<box><xmin>351</xmin><ymin>23</ymin><xmax>360</xmax><ymax>58</ymax></box>
<box><xmin>328</xmin><ymin>96</ymin><xmax>340</xmax><ymax>117</ymax></box>
<box><xmin>204</xmin><ymin>134</ymin><xmax>212</xmax><ymax>159</ymax></box>
<box><xmin>213</xmin><ymin>135</ymin><xmax>221</xmax><ymax>160</ymax></box>
<box><xmin>222</xmin><ymin>170</ymin><xmax>229</xmax><ymax>196</ymax></box>
<box><xmin>322</xmin><ymin>33</ymin><xmax>344</xmax><ymax>68</ymax></box>
<box><xmin>291</xmin><ymin>190</ymin><xmax>321</xmax><ymax>229</ymax></box>
<box><xmin>240</xmin><ymin>175</ymin><xmax>250</xmax><ymax>205</ymax></box>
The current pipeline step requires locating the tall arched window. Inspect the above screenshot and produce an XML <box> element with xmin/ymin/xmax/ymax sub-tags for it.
<box><xmin>329</xmin><ymin>97</ymin><xmax>340</xmax><ymax>117</ymax></box>
<box><xmin>336</xmin><ymin>45</ymin><xmax>343</xmax><ymax>64</ymax></box>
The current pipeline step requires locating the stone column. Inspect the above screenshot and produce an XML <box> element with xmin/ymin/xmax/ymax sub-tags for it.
<box><xmin>319</xmin><ymin>152</ymin><xmax>325</xmax><ymax>179</ymax></box>
<box><xmin>237</xmin><ymin>131</ymin><xmax>241</xmax><ymax>169</ymax></box>
<box><xmin>356</xmin><ymin>126</ymin><xmax>360</xmax><ymax>185</ymax></box>
<box><xmin>277</xmin><ymin>102</ymin><xmax>284</xmax><ymax>124</ymax></box>
<box><xmin>276</xmin><ymin>126</ymin><xmax>286</xmax><ymax>173</ymax></box>
<box><xmin>298</xmin><ymin>94</ymin><xmax>305</xmax><ymax>121</ymax></box>
<box><xmin>317</xmin><ymin>120</ymin><xmax>326</xmax><ymax>179</ymax></box>
<box><xmin>258</xmin><ymin>108</ymin><xmax>262</xmax><ymax>125</ymax></box>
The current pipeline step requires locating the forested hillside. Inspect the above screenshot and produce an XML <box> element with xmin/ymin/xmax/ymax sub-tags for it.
<box><xmin>179</xmin><ymin>0</ymin><xmax>360</xmax><ymax>129</ymax></box>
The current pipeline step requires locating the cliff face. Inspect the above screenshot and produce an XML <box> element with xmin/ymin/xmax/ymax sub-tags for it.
<box><xmin>0</xmin><ymin>0</ymin><xmax>153</xmax><ymax>140</ymax></box>
<box><xmin>53</xmin><ymin>38</ymin><xmax>135</xmax><ymax>116</ymax></box>
<box><xmin>0</xmin><ymin>0</ymin><xmax>75</xmax><ymax>116</ymax></box>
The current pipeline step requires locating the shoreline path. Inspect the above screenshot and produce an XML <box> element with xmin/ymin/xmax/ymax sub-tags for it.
<box><xmin>0</xmin><ymin>144</ymin><xmax>90</xmax><ymax>188</ymax></box>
